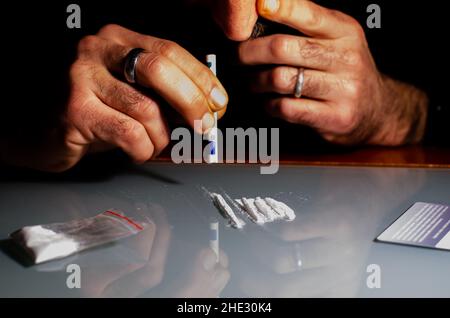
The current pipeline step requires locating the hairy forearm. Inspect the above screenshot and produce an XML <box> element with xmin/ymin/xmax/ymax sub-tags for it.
<box><xmin>370</xmin><ymin>75</ymin><xmax>429</xmax><ymax>146</ymax></box>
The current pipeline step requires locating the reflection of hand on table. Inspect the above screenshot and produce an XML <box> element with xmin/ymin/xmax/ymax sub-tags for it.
<box><xmin>81</xmin><ymin>203</ymin><xmax>171</xmax><ymax>298</ymax></box>
<box><xmin>167</xmin><ymin>248</ymin><xmax>230</xmax><ymax>298</ymax></box>
<box><xmin>238</xmin><ymin>167</ymin><xmax>425</xmax><ymax>297</ymax></box>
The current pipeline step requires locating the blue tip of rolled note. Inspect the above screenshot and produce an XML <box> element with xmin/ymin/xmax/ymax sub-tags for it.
<box><xmin>209</xmin><ymin>228</ymin><xmax>218</xmax><ymax>240</ymax></box>
<box><xmin>210</xmin><ymin>143</ymin><xmax>216</xmax><ymax>155</ymax></box>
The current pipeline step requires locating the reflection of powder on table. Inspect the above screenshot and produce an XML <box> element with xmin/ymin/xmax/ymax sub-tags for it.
<box><xmin>211</xmin><ymin>193</ymin><xmax>296</xmax><ymax>229</ymax></box>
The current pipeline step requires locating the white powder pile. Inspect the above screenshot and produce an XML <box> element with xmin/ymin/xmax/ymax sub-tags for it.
<box><xmin>12</xmin><ymin>226</ymin><xmax>79</xmax><ymax>264</ymax></box>
<box><xmin>210</xmin><ymin>193</ymin><xmax>296</xmax><ymax>228</ymax></box>
<box><xmin>241</xmin><ymin>198</ymin><xmax>265</xmax><ymax>225</ymax></box>
<box><xmin>265</xmin><ymin>198</ymin><xmax>296</xmax><ymax>221</ymax></box>
<box><xmin>211</xmin><ymin>193</ymin><xmax>246</xmax><ymax>229</ymax></box>
<box><xmin>10</xmin><ymin>210</ymin><xmax>148</xmax><ymax>265</ymax></box>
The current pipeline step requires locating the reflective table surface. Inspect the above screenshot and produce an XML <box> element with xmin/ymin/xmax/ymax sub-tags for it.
<box><xmin>1</xmin><ymin>162</ymin><xmax>449</xmax><ymax>297</ymax></box>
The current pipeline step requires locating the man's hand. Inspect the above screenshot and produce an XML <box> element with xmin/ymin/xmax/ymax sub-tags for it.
<box><xmin>235</xmin><ymin>0</ymin><xmax>428</xmax><ymax>146</ymax></box>
<box><xmin>17</xmin><ymin>24</ymin><xmax>228</xmax><ymax>172</ymax></box>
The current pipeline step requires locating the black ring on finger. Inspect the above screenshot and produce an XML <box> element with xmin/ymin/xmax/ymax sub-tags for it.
<box><xmin>123</xmin><ymin>48</ymin><xmax>145</xmax><ymax>84</ymax></box>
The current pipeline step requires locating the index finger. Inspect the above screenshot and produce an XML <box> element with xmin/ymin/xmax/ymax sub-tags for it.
<box><xmin>256</xmin><ymin>0</ymin><xmax>357</xmax><ymax>39</ymax></box>
<box><xmin>99</xmin><ymin>24</ymin><xmax>229</xmax><ymax>113</ymax></box>
<box><xmin>89</xmin><ymin>35</ymin><xmax>225</xmax><ymax>132</ymax></box>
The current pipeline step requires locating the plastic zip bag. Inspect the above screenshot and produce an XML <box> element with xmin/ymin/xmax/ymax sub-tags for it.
<box><xmin>10</xmin><ymin>210</ymin><xmax>148</xmax><ymax>264</ymax></box>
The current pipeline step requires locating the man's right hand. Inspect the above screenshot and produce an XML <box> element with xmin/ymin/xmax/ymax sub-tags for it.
<box><xmin>34</xmin><ymin>24</ymin><xmax>228</xmax><ymax>172</ymax></box>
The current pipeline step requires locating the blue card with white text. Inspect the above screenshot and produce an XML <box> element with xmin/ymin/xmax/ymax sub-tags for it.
<box><xmin>376</xmin><ymin>202</ymin><xmax>450</xmax><ymax>251</ymax></box>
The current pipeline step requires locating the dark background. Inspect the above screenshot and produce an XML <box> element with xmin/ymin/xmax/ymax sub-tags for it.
<box><xmin>1</xmin><ymin>0</ymin><xmax>448</xmax><ymax>157</ymax></box>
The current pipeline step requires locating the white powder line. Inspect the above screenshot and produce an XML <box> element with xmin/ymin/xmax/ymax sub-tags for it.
<box><xmin>204</xmin><ymin>186</ymin><xmax>297</xmax><ymax>227</ymax></box>
<box><xmin>265</xmin><ymin>198</ymin><xmax>296</xmax><ymax>221</ymax></box>
<box><xmin>211</xmin><ymin>193</ymin><xmax>245</xmax><ymax>229</ymax></box>
<box><xmin>221</xmin><ymin>191</ymin><xmax>251</xmax><ymax>220</ymax></box>
<box><xmin>235</xmin><ymin>198</ymin><xmax>287</xmax><ymax>223</ymax></box>
<box><xmin>242</xmin><ymin>198</ymin><xmax>266</xmax><ymax>225</ymax></box>
<box><xmin>255</xmin><ymin>197</ymin><xmax>279</xmax><ymax>222</ymax></box>
<box><xmin>235</xmin><ymin>199</ymin><xmax>266</xmax><ymax>224</ymax></box>
<box><xmin>264</xmin><ymin>198</ymin><xmax>286</xmax><ymax>219</ymax></box>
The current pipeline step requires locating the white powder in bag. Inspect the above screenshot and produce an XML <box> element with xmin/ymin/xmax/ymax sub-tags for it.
<box><xmin>13</xmin><ymin>226</ymin><xmax>79</xmax><ymax>264</ymax></box>
<box><xmin>10</xmin><ymin>210</ymin><xmax>148</xmax><ymax>264</ymax></box>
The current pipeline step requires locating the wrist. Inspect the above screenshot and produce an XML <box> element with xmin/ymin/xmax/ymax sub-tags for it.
<box><xmin>369</xmin><ymin>76</ymin><xmax>428</xmax><ymax>146</ymax></box>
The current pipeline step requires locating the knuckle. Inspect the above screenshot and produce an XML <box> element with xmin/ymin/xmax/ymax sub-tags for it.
<box><xmin>66</xmin><ymin>89</ymin><xmax>89</xmax><ymax>116</ymax></box>
<box><xmin>340</xmin><ymin>49</ymin><xmax>364</xmax><ymax>69</ymax></box>
<box><xmin>274</xmin><ymin>98</ymin><xmax>317</xmax><ymax>126</ymax></box>
<box><xmin>77</xmin><ymin>35</ymin><xmax>100</xmax><ymax>56</ymax></box>
<box><xmin>223</xmin><ymin>23</ymin><xmax>252</xmax><ymax>42</ymax></box>
<box><xmin>338</xmin><ymin>108</ymin><xmax>359</xmax><ymax>133</ymax></box>
<box><xmin>141</xmin><ymin>54</ymin><xmax>166</xmax><ymax>78</ymax></box>
<box><xmin>119</xmin><ymin>85</ymin><xmax>147</xmax><ymax>109</ymax></box>
<box><xmin>270</xmin><ymin>35</ymin><xmax>292</xmax><ymax>59</ymax></box>
<box><xmin>271</xmin><ymin>67</ymin><xmax>297</xmax><ymax>91</ymax></box>
<box><xmin>97</xmin><ymin>24</ymin><xmax>121</xmax><ymax>38</ymax></box>
<box><xmin>154</xmin><ymin>40</ymin><xmax>179</xmax><ymax>59</ymax></box>
<box><xmin>65</xmin><ymin>95</ymin><xmax>96</xmax><ymax>131</ymax></box>
<box><xmin>276</xmin><ymin>99</ymin><xmax>297</xmax><ymax>122</ymax></box>
<box><xmin>154</xmin><ymin>130</ymin><xmax>170</xmax><ymax>154</ymax></box>
<box><xmin>115</xmin><ymin>118</ymin><xmax>145</xmax><ymax>143</ymax></box>
<box><xmin>344</xmin><ymin>80</ymin><xmax>362</xmax><ymax>100</ymax></box>
<box><xmin>329</xmin><ymin>9</ymin><xmax>358</xmax><ymax>31</ymax></box>
<box><xmin>136</xmin><ymin>147</ymin><xmax>155</xmax><ymax>163</ymax></box>
<box><xmin>322</xmin><ymin>133</ymin><xmax>340</xmax><ymax>144</ymax></box>
<box><xmin>187</xmin><ymin>91</ymin><xmax>206</xmax><ymax>111</ymax></box>
<box><xmin>140</xmin><ymin>98</ymin><xmax>161</xmax><ymax>120</ymax></box>
<box><xmin>129</xmin><ymin>147</ymin><xmax>153</xmax><ymax>164</ymax></box>
<box><xmin>349</xmin><ymin>19</ymin><xmax>366</xmax><ymax>40</ymax></box>
<box><xmin>69</xmin><ymin>61</ymin><xmax>87</xmax><ymax>79</ymax></box>
<box><xmin>303</xmin><ymin>5</ymin><xmax>323</xmax><ymax>29</ymax></box>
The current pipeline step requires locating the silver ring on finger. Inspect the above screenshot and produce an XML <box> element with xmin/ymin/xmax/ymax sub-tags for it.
<box><xmin>294</xmin><ymin>67</ymin><xmax>305</xmax><ymax>99</ymax></box>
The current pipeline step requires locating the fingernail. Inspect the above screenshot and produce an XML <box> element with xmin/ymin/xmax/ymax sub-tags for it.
<box><xmin>201</xmin><ymin>112</ymin><xmax>215</xmax><ymax>133</ymax></box>
<box><xmin>210</xmin><ymin>87</ymin><xmax>228</xmax><ymax>110</ymax></box>
<box><xmin>261</xmin><ymin>0</ymin><xmax>279</xmax><ymax>14</ymax></box>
